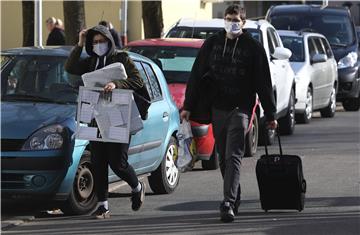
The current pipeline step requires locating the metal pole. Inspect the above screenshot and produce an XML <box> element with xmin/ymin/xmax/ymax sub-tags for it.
<box><xmin>120</xmin><ymin>0</ymin><xmax>128</xmax><ymax>46</ymax></box>
<box><xmin>34</xmin><ymin>0</ymin><xmax>43</xmax><ymax>47</ymax></box>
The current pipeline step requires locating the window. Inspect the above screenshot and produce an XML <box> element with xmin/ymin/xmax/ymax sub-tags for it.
<box><xmin>308</xmin><ymin>38</ymin><xmax>317</xmax><ymax>57</ymax></box>
<box><xmin>142</xmin><ymin>63</ymin><xmax>162</xmax><ymax>100</ymax></box>
<box><xmin>267</xmin><ymin>30</ymin><xmax>275</xmax><ymax>54</ymax></box>
<box><xmin>128</xmin><ymin>46</ymin><xmax>198</xmax><ymax>84</ymax></box>
<box><xmin>1</xmin><ymin>55</ymin><xmax>79</xmax><ymax>104</ymax></box>
<box><xmin>280</xmin><ymin>35</ymin><xmax>305</xmax><ymax>62</ymax></box>
<box><xmin>320</xmin><ymin>37</ymin><xmax>333</xmax><ymax>58</ymax></box>
<box><xmin>134</xmin><ymin>61</ymin><xmax>154</xmax><ymax>100</ymax></box>
<box><xmin>313</xmin><ymin>37</ymin><xmax>326</xmax><ymax>55</ymax></box>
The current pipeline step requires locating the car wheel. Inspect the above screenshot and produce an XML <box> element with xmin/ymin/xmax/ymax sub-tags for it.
<box><xmin>279</xmin><ymin>89</ymin><xmax>295</xmax><ymax>135</ymax></box>
<box><xmin>201</xmin><ymin>147</ymin><xmax>219</xmax><ymax>170</ymax></box>
<box><xmin>148</xmin><ymin>136</ymin><xmax>180</xmax><ymax>194</ymax></box>
<box><xmin>342</xmin><ymin>94</ymin><xmax>360</xmax><ymax>111</ymax></box>
<box><xmin>320</xmin><ymin>87</ymin><xmax>336</xmax><ymax>117</ymax></box>
<box><xmin>244</xmin><ymin>114</ymin><xmax>258</xmax><ymax>157</ymax></box>
<box><xmin>296</xmin><ymin>87</ymin><xmax>313</xmax><ymax>124</ymax></box>
<box><xmin>60</xmin><ymin>151</ymin><xmax>97</xmax><ymax>215</ymax></box>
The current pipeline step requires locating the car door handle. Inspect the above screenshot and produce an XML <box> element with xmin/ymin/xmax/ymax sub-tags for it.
<box><xmin>163</xmin><ymin>112</ymin><xmax>169</xmax><ymax>118</ymax></box>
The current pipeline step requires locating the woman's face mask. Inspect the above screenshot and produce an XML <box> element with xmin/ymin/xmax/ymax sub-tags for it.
<box><xmin>224</xmin><ymin>21</ymin><xmax>242</xmax><ymax>35</ymax></box>
<box><xmin>93</xmin><ymin>42</ymin><xmax>108</xmax><ymax>56</ymax></box>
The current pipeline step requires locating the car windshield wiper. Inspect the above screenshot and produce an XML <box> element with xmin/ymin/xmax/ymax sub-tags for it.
<box><xmin>330</xmin><ymin>43</ymin><xmax>347</xmax><ymax>48</ymax></box>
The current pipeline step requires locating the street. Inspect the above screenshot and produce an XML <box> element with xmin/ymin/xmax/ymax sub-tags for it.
<box><xmin>2</xmin><ymin>106</ymin><xmax>360</xmax><ymax>235</ymax></box>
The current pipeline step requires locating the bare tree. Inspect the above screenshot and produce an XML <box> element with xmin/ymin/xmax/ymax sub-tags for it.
<box><xmin>63</xmin><ymin>1</ymin><xmax>86</xmax><ymax>45</ymax></box>
<box><xmin>142</xmin><ymin>1</ymin><xmax>164</xmax><ymax>38</ymax></box>
<box><xmin>22</xmin><ymin>0</ymin><xmax>34</xmax><ymax>46</ymax></box>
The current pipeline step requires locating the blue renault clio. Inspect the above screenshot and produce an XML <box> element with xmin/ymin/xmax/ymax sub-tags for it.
<box><xmin>1</xmin><ymin>46</ymin><xmax>180</xmax><ymax>215</ymax></box>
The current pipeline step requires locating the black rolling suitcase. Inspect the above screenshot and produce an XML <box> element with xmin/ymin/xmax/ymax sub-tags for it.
<box><xmin>256</xmin><ymin>132</ymin><xmax>306</xmax><ymax>212</ymax></box>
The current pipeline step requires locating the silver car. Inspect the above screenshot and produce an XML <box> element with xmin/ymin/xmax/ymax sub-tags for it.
<box><xmin>279</xmin><ymin>30</ymin><xmax>338</xmax><ymax>123</ymax></box>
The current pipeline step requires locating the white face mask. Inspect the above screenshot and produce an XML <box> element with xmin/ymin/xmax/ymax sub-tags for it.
<box><xmin>93</xmin><ymin>42</ymin><xmax>108</xmax><ymax>56</ymax></box>
<box><xmin>224</xmin><ymin>21</ymin><xmax>242</xmax><ymax>35</ymax></box>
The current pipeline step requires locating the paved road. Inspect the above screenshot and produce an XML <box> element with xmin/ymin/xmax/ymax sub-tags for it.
<box><xmin>2</xmin><ymin>106</ymin><xmax>360</xmax><ymax>235</ymax></box>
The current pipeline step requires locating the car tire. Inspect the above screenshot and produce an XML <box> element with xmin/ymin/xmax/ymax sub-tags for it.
<box><xmin>342</xmin><ymin>95</ymin><xmax>360</xmax><ymax>111</ymax></box>
<box><xmin>60</xmin><ymin>150</ymin><xmax>97</xmax><ymax>215</ymax></box>
<box><xmin>278</xmin><ymin>89</ymin><xmax>296</xmax><ymax>135</ymax></box>
<box><xmin>320</xmin><ymin>87</ymin><xmax>336</xmax><ymax>117</ymax></box>
<box><xmin>296</xmin><ymin>87</ymin><xmax>313</xmax><ymax>124</ymax></box>
<box><xmin>244</xmin><ymin>113</ymin><xmax>258</xmax><ymax>157</ymax></box>
<box><xmin>148</xmin><ymin>136</ymin><xmax>180</xmax><ymax>194</ymax></box>
<box><xmin>202</xmin><ymin>147</ymin><xmax>219</xmax><ymax>170</ymax></box>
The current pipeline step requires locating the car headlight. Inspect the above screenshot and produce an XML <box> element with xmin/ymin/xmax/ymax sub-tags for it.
<box><xmin>22</xmin><ymin>124</ymin><xmax>66</xmax><ymax>150</ymax></box>
<box><xmin>337</xmin><ymin>52</ymin><xmax>358</xmax><ymax>69</ymax></box>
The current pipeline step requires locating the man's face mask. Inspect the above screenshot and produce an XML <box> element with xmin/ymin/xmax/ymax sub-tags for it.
<box><xmin>224</xmin><ymin>21</ymin><xmax>242</xmax><ymax>35</ymax></box>
<box><xmin>93</xmin><ymin>42</ymin><xmax>108</xmax><ymax>56</ymax></box>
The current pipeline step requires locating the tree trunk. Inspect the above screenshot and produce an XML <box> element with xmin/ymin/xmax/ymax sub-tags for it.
<box><xmin>142</xmin><ymin>1</ymin><xmax>164</xmax><ymax>38</ymax></box>
<box><xmin>63</xmin><ymin>1</ymin><xmax>86</xmax><ymax>45</ymax></box>
<box><xmin>22</xmin><ymin>1</ymin><xmax>34</xmax><ymax>47</ymax></box>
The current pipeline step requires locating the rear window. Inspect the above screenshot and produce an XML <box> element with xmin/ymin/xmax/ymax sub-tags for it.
<box><xmin>165</xmin><ymin>27</ymin><xmax>222</xmax><ymax>39</ymax></box>
<box><xmin>269</xmin><ymin>13</ymin><xmax>355</xmax><ymax>46</ymax></box>
<box><xmin>127</xmin><ymin>46</ymin><xmax>199</xmax><ymax>83</ymax></box>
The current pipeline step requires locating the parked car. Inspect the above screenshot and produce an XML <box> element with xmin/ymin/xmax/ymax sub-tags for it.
<box><xmin>163</xmin><ymin>19</ymin><xmax>296</xmax><ymax>142</ymax></box>
<box><xmin>279</xmin><ymin>30</ymin><xmax>338</xmax><ymax>123</ymax></box>
<box><xmin>125</xmin><ymin>38</ymin><xmax>260</xmax><ymax>170</ymax></box>
<box><xmin>1</xmin><ymin>47</ymin><xmax>180</xmax><ymax>215</ymax></box>
<box><xmin>266</xmin><ymin>4</ymin><xmax>360</xmax><ymax>111</ymax></box>
<box><xmin>164</xmin><ymin>18</ymin><xmax>223</xmax><ymax>39</ymax></box>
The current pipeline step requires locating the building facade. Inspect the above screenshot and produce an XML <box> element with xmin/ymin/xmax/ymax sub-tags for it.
<box><xmin>1</xmin><ymin>0</ymin><xmax>212</xmax><ymax>50</ymax></box>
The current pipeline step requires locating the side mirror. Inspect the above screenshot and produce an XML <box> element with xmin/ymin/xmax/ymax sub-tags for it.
<box><xmin>272</xmin><ymin>47</ymin><xmax>292</xmax><ymax>60</ymax></box>
<box><xmin>311</xmin><ymin>53</ymin><xmax>327</xmax><ymax>64</ymax></box>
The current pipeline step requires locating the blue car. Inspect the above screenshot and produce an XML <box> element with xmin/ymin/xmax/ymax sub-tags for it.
<box><xmin>1</xmin><ymin>47</ymin><xmax>180</xmax><ymax>215</ymax></box>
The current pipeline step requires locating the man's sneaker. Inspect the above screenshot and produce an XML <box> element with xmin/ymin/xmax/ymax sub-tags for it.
<box><xmin>92</xmin><ymin>205</ymin><xmax>110</xmax><ymax>219</ymax></box>
<box><xmin>131</xmin><ymin>182</ymin><xmax>146</xmax><ymax>211</ymax></box>
<box><xmin>220</xmin><ymin>202</ymin><xmax>235</xmax><ymax>223</ymax></box>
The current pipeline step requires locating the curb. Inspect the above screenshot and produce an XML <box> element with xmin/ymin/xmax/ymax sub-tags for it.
<box><xmin>1</xmin><ymin>216</ymin><xmax>35</xmax><ymax>231</ymax></box>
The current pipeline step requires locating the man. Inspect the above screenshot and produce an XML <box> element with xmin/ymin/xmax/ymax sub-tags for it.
<box><xmin>180</xmin><ymin>5</ymin><xmax>278</xmax><ymax>223</ymax></box>
<box><xmin>99</xmin><ymin>20</ymin><xmax>123</xmax><ymax>49</ymax></box>
<box><xmin>65</xmin><ymin>25</ymin><xmax>148</xmax><ymax>219</ymax></box>
<box><xmin>46</xmin><ymin>17</ymin><xmax>65</xmax><ymax>45</ymax></box>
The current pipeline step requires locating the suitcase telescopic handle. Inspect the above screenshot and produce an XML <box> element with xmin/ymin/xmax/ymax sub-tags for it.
<box><xmin>264</xmin><ymin>126</ymin><xmax>283</xmax><ymax>156</ymax></box>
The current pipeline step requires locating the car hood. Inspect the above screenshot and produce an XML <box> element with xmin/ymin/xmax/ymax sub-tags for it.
<box><xmin>1</xmin><ymin>102</ymin><xmax>76</xmax><ymax>139</ymax></box>
<box><xmin>331</xmin><ymin>43</ymin><xmax>358</xmax><ymax>62</ymax></box>
<box><xmin>167</xmin><ymin>83</ymin><xmax>186</xmax><ymax>109</ymax></box>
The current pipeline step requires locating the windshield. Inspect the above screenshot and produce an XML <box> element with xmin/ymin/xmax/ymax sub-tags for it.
<box><xmin>1</xmin><ymin>55</ymin><xmax>81</xmax><ymax>104</ymax></box>
<box><xmin>127</xmin><ymin>46</ymin><xmax>199</xmax><ymax>83</ymax></box>
<box><xmin>269</xmin><ymin>14</ymin><xmax>355</xmax><ymax>46</ymax></box>
<box><xmin>280</xmin><ymin>36</ymin><xmax>305</xmax><ymax>62</ymax></box>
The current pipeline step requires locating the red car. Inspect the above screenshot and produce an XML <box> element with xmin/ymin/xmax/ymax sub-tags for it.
<box><xmin>125</xmin><ymin>38</ymin><xmax>259</xmax><ymax>170</ymax></box>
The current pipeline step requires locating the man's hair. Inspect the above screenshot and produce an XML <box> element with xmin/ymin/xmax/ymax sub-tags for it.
<box><xmin>224</xmin><ymin>4</ymin><xmax>246</xmax><ymax>21</ymax></box>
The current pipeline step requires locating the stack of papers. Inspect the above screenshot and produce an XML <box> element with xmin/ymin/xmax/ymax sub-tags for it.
<box><xmin>81</xmin><ymin>62</ymin><xmax>127</xmax><ymax>87</ymax></box>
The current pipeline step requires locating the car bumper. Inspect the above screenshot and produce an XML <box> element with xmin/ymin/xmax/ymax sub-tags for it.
<box><xmin>337</xmin><ymin>65</ymin><xmax>360</xmax><ymax>100</ymax></box>
<box><xmin>1</xmin><ymin>150</ymin><xmax>69</xmax><ymax>197</ymax></box>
